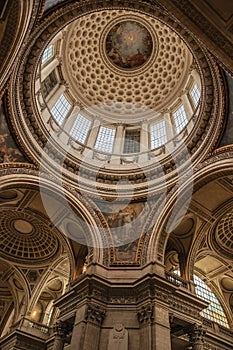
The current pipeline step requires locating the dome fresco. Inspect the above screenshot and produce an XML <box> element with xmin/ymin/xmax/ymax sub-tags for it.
<box><xmin>105</xmin><ymin>20</ymin><xmax>153</xmax><ymax>70</ymax></box>
<box><xmin>62</xmin><ymin>10</ymin><xmax>192</xmax><ymax>118</ymax></box>
<box><xmin>0</xmin><ymin>0</ymin><xmax>233</xmax><ymax>347</ymax></box>
<box><xmin>11</xmin><ymin>3</ymin><xmax>225</xmax><ymax>195</ymax></box>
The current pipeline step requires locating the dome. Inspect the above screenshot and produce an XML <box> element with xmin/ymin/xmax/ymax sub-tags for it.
<box><xmin>0</xmin><ymin>210</ymin><xmax>60</xmax><ymax>264</ymax></box>
<box><xmin>11</xmin><ymin>4</ymin><xmax>225</xmax><ymax>198</ymax></box>
<box><xmin>212</xmin><ymin>211</ymin><xmax>233</xmax><ymax>259</ymax></box>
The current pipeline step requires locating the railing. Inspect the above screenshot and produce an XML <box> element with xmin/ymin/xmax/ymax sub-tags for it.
<box><xmin>36</xmin><ymin>87</ymin><xmax>195</xmax><ymax>168</ymax></box>
<box><xmin>10</xmin><ymin>317</ymin><xmax>51</xmax><ymax>339</ymax></box>
<box><xmin>202</xmin><ymin>318</ymin><xmax>233</xmax><ymax>339</ymax></box>
<box><xmin>165</xmin><ymin>271</ymin><xmax>189</xmax><ymax>289</ymax></box>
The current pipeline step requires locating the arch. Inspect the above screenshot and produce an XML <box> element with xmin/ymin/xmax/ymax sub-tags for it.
<box><xmin>0</xmin><ymin>164</ymin><xmax>113</xmax><ymax>267</ymax></box>
<box><xmin>0</xmin><ymin>259</ymin><xmax>31</xmax><ymax>335</ymax></box>
<box><xmin>193</xmin><ymin>274</ymin><xmax>229</xmax><ymax>328</ymax></box>
<box><xmin>145</xmin><ymin>148</ymin><xmax>233</xmax><ymax>265</ymax></box>
<box><xmin>0</xmin><ymin>0</ymin><xmax>41</xmax><ymax>90</ymax></box>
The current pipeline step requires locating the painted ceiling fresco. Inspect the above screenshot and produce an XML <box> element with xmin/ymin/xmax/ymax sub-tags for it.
<box><xmin>106</xmin><ymin>21</ymin><xmax>153</xmax><ymax>69</ymax></box>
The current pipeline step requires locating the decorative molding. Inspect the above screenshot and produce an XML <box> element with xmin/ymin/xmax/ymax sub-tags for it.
<box><xmin>137</xmin><ymin>304</ymin><xmax>154</xmax><ymax>324</ymax></box>
<box><xmin>5</xmin><ymin>0</ymin><xmax>226</xmax><ymax>201</ymax></box>
<box><xmin>85</xmin><ymin>304</ymin><xmax>106</xmax><ymax>326</ymax></box>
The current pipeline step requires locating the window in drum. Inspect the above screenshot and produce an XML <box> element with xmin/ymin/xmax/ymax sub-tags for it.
<box><xmin>41</xmin><ymin>70</ymin><xmax>57</xmax><ymax>98</ymax></box>
<box><xmin>150</xmin><ymin>120</ymin><xmax>167</xmax><ymax>149</ymax></box>
<box><xmin>123</xmin><ymin>129</ymin><xmax>140</xmax><ymax>154</ymax></box>
<box><xmin>194</xmin><ymin>275</ymin><xmax>229</xmax><ymax>328</ymax></box>
<box><xmin>42</xmin><ymin>44</ymin><xmax>53</xmax><ymax>64</ymax></box>
<box><xmin>70</xmin><ymin>114</ymin><xmax>92</xmax><ymax>144</ymax></box>
<box><xmin>173</xmin><ymin>105</ymin><xmax>188</xmax><ymax>133</ymax></box>
<box><xmin>94</xmin><ymin>126</ymin><xmax>116</xmax><ymax>153</ymax></box>
<box><xmin>50</xmin><ymin>94</ymin><xmax>71</xmax><ymax>126</ymax></box>
<box><xmin>190</xmin><ymin>84</ymin><xmax>201</xmax><ymax>108</ymax></box>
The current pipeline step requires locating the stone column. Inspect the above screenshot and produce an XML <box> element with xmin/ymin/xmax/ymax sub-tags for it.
<box><xmin>46</xmin><ymin>84</ymin><xmax>66</xmax><ymax>110</ymax></box>
<box><xmin>190</xmin><ymin>69</ymin><xmax>201</xmax><ymax>89</ymax></box>
<box><xmin>188</xmin><ymin>324</ymin><xmax>206</xmax><ymax>350</ymax></box>
<box><xmin>85</xmin><ymin>119</ymin><xmax>101</xmax><ymax>149</ymax></box>
<box><xmin>83</xmin><ymin>118</ymin><xmax>101</xmax><ymax>159</ymax></box>
<box><xmin>140</xmin><ymin>121</ymin><xmax>149</xmax><ymax>162</ymax></box>
<box><xmin>164</xmin><ymin>112</ymin><xmax>174</xmax><ymax>140</ymax></box>
<box><xmin>152</xmin><ymin>304</ymin><xmax>172</xmax><ymax>350</ymax></box>
<box><xmin>69</xmin><ymin>304</ymin><xmax>105</xmax><ymax>350</ymax></box>
<box><xmin>181</xmin><ymin>93</ymin><xmax>193</xmax><ymax>120</ymax></box>
<box><xmin>83</xmin><ymin>304</ymin><xmax>106</xmax><ymax>350</ymax></box>
<box><xmin>41</xmin><ymin>57</ymin><xmax>60</xmax><ymax>83</ymax></box>
<box><xmin>137</xmin><ymin>304</ymin><xmax>154</xmax><ymax>350</ymax></box>
<box><xmin>63</xmin><ymin>104</ymin><xmax>81</xmax><ymax>133</ymax></box>
<box><xmin>112</xmin><ymin>123</ymin><xmax>124</xmax><ymax>164</ymax></box>
<box><xmin>53</xmin><ymin>321</ymin><xmax>69</xmax><ymax>350</ymax></box>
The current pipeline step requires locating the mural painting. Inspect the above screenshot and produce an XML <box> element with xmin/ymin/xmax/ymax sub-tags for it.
<box><xmin>0</xmin><ymin>101</ymin><xmax>25</xmax><ymax>163</ymax></box>
<box><xmin>106</xmin><ymin>21</ymin><xmax>153</xmax><ymax>69</ymax></box>
<box><xmin>101</xmin><ymin>201</ymin><xmax>150</xmax><ymax>262</ymax></box>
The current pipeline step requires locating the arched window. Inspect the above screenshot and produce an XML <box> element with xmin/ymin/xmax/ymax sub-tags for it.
<box><xmin>190</xmin><ymin>84</ymin><xmax>201</xmax><ymax>108</ymax></box>
<box><xmin>50</xmin><ymin>94</ymin><xmax>71</xmax><ymax>126</ymax></box>
<box><xmin>173</xmin><ymin>105</ymin><xmax>188</xmax><ymax>133</ymax></box>
<box><xmin>194</xmin><ymin>275</ymin><xmax>229</xmax><ymax>328</ymax></box>
<box><xmin>123</xmin><ymin>129</ymin><xmax>140</xmax><ymax>153</ymax></box>
<box><xmin>70</xmin><ymin>114</ymin><xmax>92</xmax><ymax>144</ymax></box>
<box><xmin>150</xmin><ymin>120</ymin><xmax>167</xmax><ymax>149</ymax></box>
<box><xmin>42</xmin><ymin>44</ymin><xmax>54</xmax><ymax>64</ymax></box>
<box><xmin>94</xmin><ymin>126</ymin><xmax>115</xmax><ymax>153</ymax></box>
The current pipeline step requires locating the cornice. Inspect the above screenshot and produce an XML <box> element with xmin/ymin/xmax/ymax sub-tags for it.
<box><xmin>7</xmin><ymin>0</ymin><xmax>226</xmax><ymax>200</ymax></box>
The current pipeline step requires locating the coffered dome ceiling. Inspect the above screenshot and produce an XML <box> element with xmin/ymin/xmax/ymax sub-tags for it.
<box><xmin>9</xmin><ymin>2</ymin><xmax>226</xmax><ymax>197</ymax></box>
<box><xmin>0</xmin><ymin>210</ymin><xmax>60</xmax><ymax>264</ymax></box>
<box><xmin>62</xmin><ymin>10</ymin><xmax>191</xmax><ymax>120</ymax></box>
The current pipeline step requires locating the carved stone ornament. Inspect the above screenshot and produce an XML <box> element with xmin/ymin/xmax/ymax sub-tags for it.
<box><xmin>7</xmin><ymin>0</ymin><xmax>226</xmax><ymax>200</ymax></box>
<box><xmin>53</xmin><ymin>321</ymin><xmax>71</xmax><ymax>338</ymax></box>
<box><xmin>188</xmin><ymin>323</ymin><xmax>206</xmax><ymax>350</ymax></box>
<box><xmin>108</xmin><ymin>323</ymin><xmax>128</xmax><ymax>350</ymax></box>
<box><xmin>137</xmin><ymin>304</ymin><xmax>154</xmax><ymax>324</ymax></box>
<box><xmin>85</xmin><ymin>304</ymin><xmax>106</xmax><ymax>326</ymax></box>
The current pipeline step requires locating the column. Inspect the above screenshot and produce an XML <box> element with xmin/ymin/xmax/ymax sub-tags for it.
<box><xmin>112</xmin><ymin>123</ymin><xmax>124</xmax><ymax>164</ymax></box>
<box><xmin>191</xmin><ymin>69</ymin><xmax>201</xmax><ymax>89</ymax></box>
<box><xmin>181</xmin><ymin>93</ymin><xmax>194</xmax><ymax>120</ymax></box>
<box><xmin>188</xmin><ymin>324</ymin><xmax>206</xmax><ymax>350</ymax></box>
<box><xmin>138</xmin><ymin>303</ymin><xmax>172</xmax><ymax>350</ymax></box>
<box><xmin>83</xmin><ymin>118</ymin><xmax>101</xmax><ymax>159</ymax></box>
<box><xmin>63</xmin><ymin>104</ymin><xmax>81</xmax><ymax>133</ymax></box>
<box><xmin>152</xmin><ymin>304</ymin><xmax>172</xmax><ymax>350</ymax></box>
<box><xmin>41</xmin><ymin>84</ymin><xmax>65</xmax><ymax>126</ymax></box>
<box><xmin>46</xmin><ymin>84</ymin><xmax>65</xmax><ymax>109</ymax></box>
<box><xmin>41</xmin><ymin>57</ymin><xmax>60</xmax><ymax>83</ymax></box>
<box><xmin>140</xmin><ymin>121</ymin><xmax>149</xmax><ymax>162</ymax></box>
<box><xmin>69</xmin><ymin>304</ymin><xmax>105</xmax><ymax>350</ymax></box>
<box><xmin>137</xmin><ymin>304</ymin><xmax>154</xmax><ymax>350</ymax></box>
<box><xmin>83</xmin><ymin>304</ymin><xmax>106</xmax><ymax>350</ymax></box>
<box><xmin>164</xmin><ymin>112</ymin><xmax>175</xmax><ymax>153</ymax></box>
<box><xmin>53</xmin><ymin>321</ymin><xmax>69</xmax><ymax>350</ymax></box>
